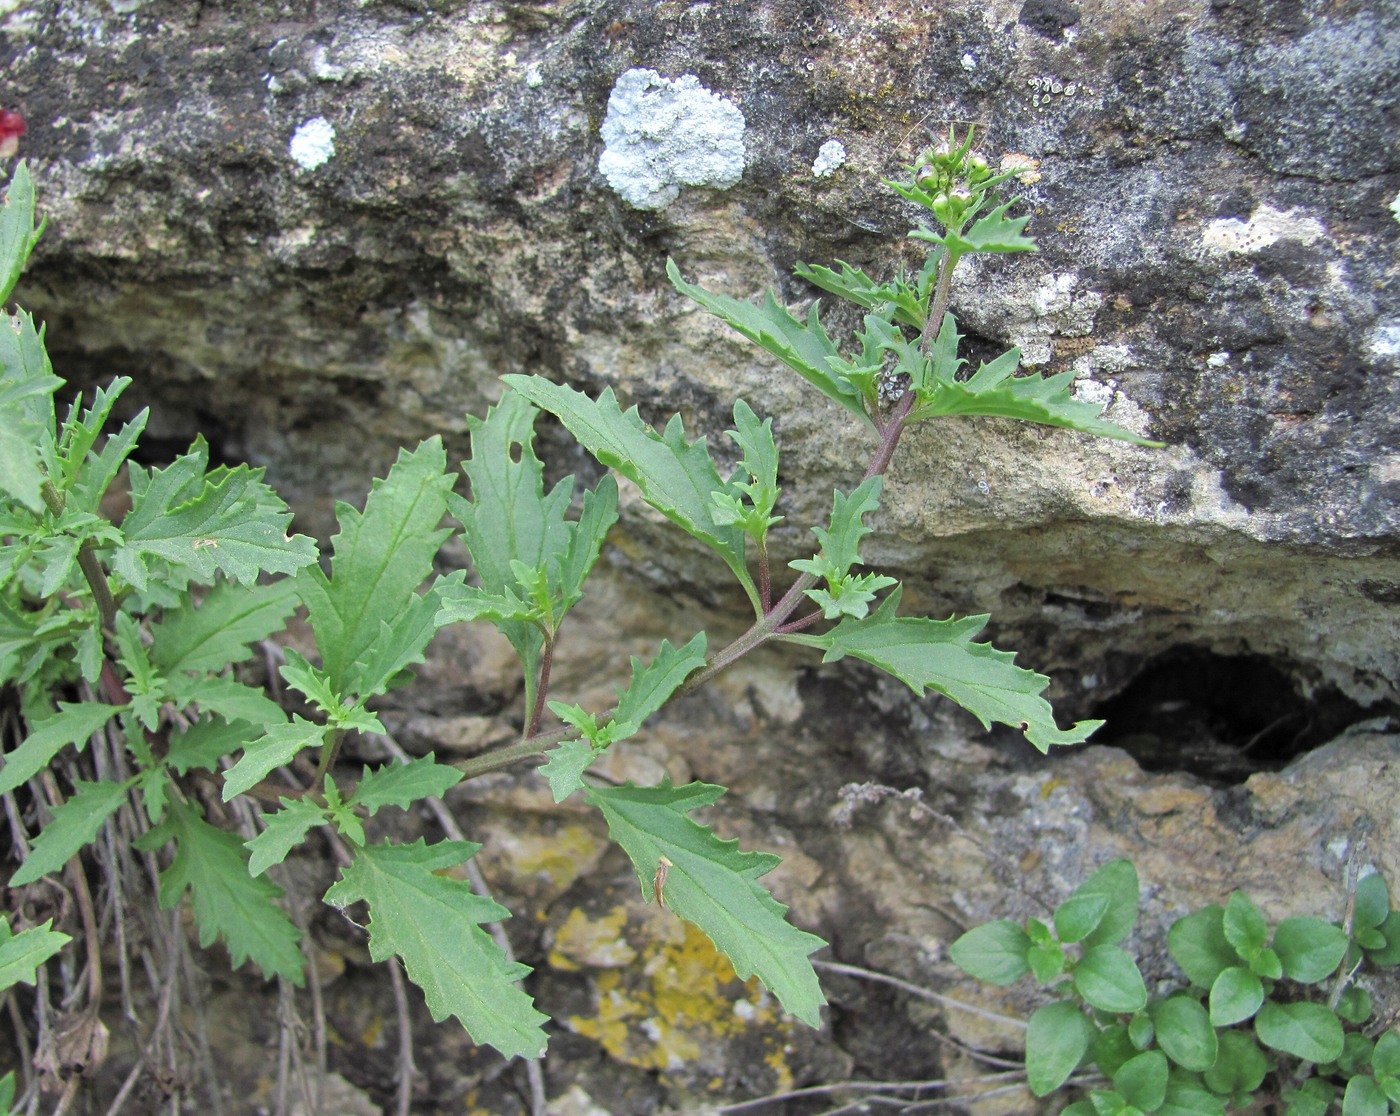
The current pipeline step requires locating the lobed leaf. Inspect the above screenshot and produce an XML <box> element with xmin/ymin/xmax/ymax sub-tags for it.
<box><xmin>11</xmin><ymin>778</ymin><xmax>134</xmax><ymax>886</ymax></box>
<box><xmin>539</xmin><ymin>738</ymin><xmax>602</xmax><ymax>804</ymax></box>
<box><xmin>245</xmin><ymin>798</ymin><xmax>329</xmax><ymax>877</ymax></box>
<box><xmin>114</xmin><ymin>441</ymin><xmax>317</xmax><ymax>592</ymax></box>
<box><xmin>136</xmin><ymin>799</ymin><xmax>304</xmax><ymax>983</ymax></box>
<box><xmin>0</xmin><ymin>701</ymin><xmax>122</xmax><ymax>797</ymax></box>
<box><xmin>0</xmin><ymin>917</ymin><xmax>69</xmax><ymax>992</ymax></box>
<box><xmin>586</xmin><ymin>779</ymin><xmax>827</xmax><ymax>1026</ymax></box>
<box><xmin>793</xmin><ymin>588</ymin><xmax>1101</xmax><ymax>751</ymax></box>
<box><xmin>323</xmin><ymin>840</ymin><xmax>548</xmax><ymax>1060</ymax></box>
<box><xmin>150</xmin><ymin>578</ymin><xmax>301</xmax><ymax>676</ymax></box>
<box><xmin>794</xmin><ymin>259</ymin><xmax>926</xmax><ymax>330</ymax></box>
<box><xmin>222</xmin><ymin>716</ymin><xmax>326</xmax><ymax>801</ymax></box>
<box><xmin>502</xmin><ymin>376</ymin><xmax>753</xmax><ymax>604</ymax></box>
<box><xmin>0</xmin><ymin>307</ymin><xmax>61</xmax><ymax>515</ymax></box>
<box><xmin>297</xmin><ymin>438</ymin><xmax>455</xmax><ymax>696</ymax></box>
<box><xmin>666</xmin><ymin>260</ymin><xmax>870</xmax><ymax>426</ymax></box>
<box><xmin>0</xmin><ymin>162</ymin><xmax>44</xmax><ymax>305</ymax></box>
<box><xmin>348</xmin><ymin>754</ymin><xmax>462</xmax><ymax>815</ymax></box>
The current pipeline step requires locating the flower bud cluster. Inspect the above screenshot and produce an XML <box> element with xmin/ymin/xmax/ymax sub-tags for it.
<box><xmin>911</xmin><ymin>135</ymin><xmax>993</xmax><ymax>228</ymax></box>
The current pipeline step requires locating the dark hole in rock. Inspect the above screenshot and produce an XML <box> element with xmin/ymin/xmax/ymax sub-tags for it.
<box><xmin>1088</xmin><ymin>647</ymin><xmax>1371</xmax><ymax>785</ymax></box>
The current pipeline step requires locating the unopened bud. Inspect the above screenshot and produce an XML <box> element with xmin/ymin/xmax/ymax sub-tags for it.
<box><xmin>914</xmin><ymin>163</ymin><xmax>938</xmax><ymax>188</ymax></box>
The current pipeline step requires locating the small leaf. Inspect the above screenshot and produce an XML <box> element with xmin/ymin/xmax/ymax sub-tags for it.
<box><xmin>323</xmin><ymin>840</ymin><xmax>548</xmax><ymax>1060</ymax></box>
<box><xmin>614</xmin><ymin>633</ymin><xmax>708</xmax><ymax>730</ymax></box>
<box><xmin>1344</xmin><ymin>1075</ymin><xmax>1388</xmax><ymax>1116</ymax></box>
<box><xmin>1208</xmin><ymin>966</ymin><xmax>1263</xmax><ymax>1026</ymax></box>
<box><xmin>1354</xmin><ymin>873</ymin><xmax>1390</xmax><ymax>931</ymax></box>
<box><xmin>1158</xmin><ymin>1078</ymin><xmax>1227</xmax><ymax>1116</ymax></box>
<box><xmin>1028</xmin><ymin>941</ymin><xmax>1068</xmax><ymax>983</ymax></box>
<box><xmin>1056</xmin><ymin>892</ymin><xmax>1111</xmax><ymax>945</ymax></box>
<box><xmin>1075</xmin><ymin>945</ymin><xmax>1148</xmax><ymax>1013</ymax></box>
<box><xmin>0</xmin><ymin>162</ymin><xmax>45</xmax><ymax>305</ymax></box>
<box><xmin>718</xmin><ymin>399</ymin><xmax>782</xmax><ymax>541</ymax></box>
<box><xmin>0</xmin><ymin>918</ymin><xmax>69</xmax><ymax>991</ymax></box>
<box><xmin>348</xmin><ymin>754</ymin><xmax>463</xmax><ymax>815</ymax></box>
<box><xmin>136</xmin><ymin>799</ymin><xmax>303</xmax><ymax>983</ymax></box>
<box><xmin>1338</xmin><ymin>985</ymin><xmax>1372</xmax><ymax>1024</ymax></box>
<box><xmin>245</xmin><ymin>798</ymin><xmax>329</xmax><ymax>877</ymax></box>
<box><xmin>948</xmin><ymin>920</ymin><xmax>1031</xmax><ymax>985</ymax></box>
<box><xmin>164</xmin><ymin>718</ymin><xmax>250</xmax><ymax>775</ymax></box>
<box><xmin>586</xmin><ymin>780</ymin><xmax>827</xmax><ymax>1027</ymax></box>
<box><xmin>0</xmin><ymin>307</ymin><xmax>61</xmax><ymax>515</ymax></box>
<box><xmin>1272</xmin><ymin>917</ymin><xmax>1348</xmax><ymax>984</ymax></box>
<box><xmin>1026</xmin><ymin>1000</ymin><xmax>1093</xmax><ymax>1096</ymax></box>
<box><xmin>1203</xmin><ymin>1030</ymin><xmax>1267</xmax><ymax>1095</ymax></box>
<box><xmin>539</xmin><ymin>738</ymin><xmax>602</xmax><ymax>803</ymax></box>
<box><xmin>1150</xmin><ymin>996</ymin><xmax>1217</xmax><ymax>1072</ymax></box>
<box><xmin>1168</xmin><ymin>906</ymin><xmax>1238</xmax><ymax>988</ymax></box>
<box><xmin>1114</xmin><ymin>1050</ymin><xmax>1169</xmax><ymax>1113</ymax></box>
<box><xmin>1283</xmin><ymin>1081</ymin><xmax>1336</xmax><ymax>1116</ymax></box>
<box><xmin>11</xmin><ymin>779</ymin><xmax>134</xmax><ymax>886</ymax></box>
<box><xmin>1222</xmin><ymin>891</ymin><xmax>1268</xmax><ymax>956</ymax></box>
<box><xmin>0</xmin><ymin>702</ymin><xmax>122</xmax><ymax>797</ymax></box>
<box><xmin>1255</xmin><ymin>1001</ymin><xmax>1344</xmax><ymax>1063</ymax></box>
<box><xmin>1093</xmin><ymin>1024</ymin><xmax>1139</xmax><ymax>1078</ymax></box>
<box><xmin>1074</xmin><ymin>860</ymin><xmax>1142</xmax><ymax>948</ymax></box>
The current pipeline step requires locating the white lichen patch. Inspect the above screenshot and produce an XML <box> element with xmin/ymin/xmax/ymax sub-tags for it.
<box><xmin>289</xmin><ymin>116</ymin><xmax>335</xmax><ymax>171</ymax></box>
<box><xmin>1391</xmin><ymin>189</ymin><xmax>1400</xmax><ymax>224</ymax></box>
<box><xmin>1201</xmin><ymin>205</ymin><xmax>1326</xmax><ymax>253</ymax></box>
<box><xmin>1368</xmin><ymin>321</ymin><xmax>1400</xmax><ymax>361</ymax></box>
<box><xmin>598</xmin><ymin>68</ymin><xmax>746</xmax><ymax>211</ymax></box>
<box><xmin>811</xmin><ymin>138</ymin><xmax>845</xmax><ymax>178</ymax></box>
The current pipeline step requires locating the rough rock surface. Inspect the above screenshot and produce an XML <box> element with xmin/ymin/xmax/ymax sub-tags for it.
<box><xmin>3</xmin><ymin>0</ymin><xmax>1400</xmax><ymax>1112</ymax></box>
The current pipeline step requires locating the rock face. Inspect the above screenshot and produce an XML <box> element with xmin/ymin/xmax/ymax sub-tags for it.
<box><xmin>4</xmin><ymin>0</ymin><xmax>1399</xmax><ymax>1111</ymax></box>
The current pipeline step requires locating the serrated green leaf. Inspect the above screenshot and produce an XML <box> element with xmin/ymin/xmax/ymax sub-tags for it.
<box><xmin>539</xmin><ymin>738</ymin><xmax>602</xmax><ymax>804</ymax></box>
<box><xmin>150</xmin><ymin>579</ymin><xmax>300</xmax><ymax>676</ymax></box>
<box><xmin>296</xmin><ymin>438</ymin><xmax>455</xmax><ymax>696</ymax></box>
<box><xmin>948</xmin><ymin>920</ymin><xmax>1032</xmax><ymax>985</ymax></box>
<box><xmin>222</xmin><ymin>716</ymin><xmax>326</xmax><ymax>801</ymax></box>
<box><xmin>666</xmin><ymin>259</ymin><xmax>870</xmax><ymax>426</ymax></box>
<box><xmin>136</xmin><ymin>799</ymin><xmax>303</xmax><ymax>983</ymax></box>
<box><xmin>1150</xmin><ymin>996</ymin><xmax>1217</xmax><ymax>1072</ymax></box>
<box><xmin>0</xmin><ymin>307</ymin><xmax>61</xmax><ymax>515</ymax></box>
<box><xmin>354</xmin><ymin>573</ymin><xmax>466</xmax><ymax>699</ymax></box>
<box><xmin>1273</xmin><ymin>917</ymin><xmax>1348</xmax><ymax>984</ymax></box>
<box><xmin>11</xmin><ymin>778</ymin><xmax>135</xmax><ymax>886</ymax></box>
<box><xmin>1168</xmin><ymin>906</ymin><xmax>1237</xmax><ymax>988</ymax></box>
<box><xmin>348</xmin><ymin>754</ymin><xmax>462</xmax><ymax>815</ymax></box>
<box><xmin>0</xmin><ymin>163</ymin><xmax>45</xmax><ymax>306</ymax></box>
<box><xmin>905</xmin><ymin>313</ymin><xmax>1162</xmax><ymax>446</ymax></box>
<box><xmin>1255</xmin><ymin>1001</ymin><xmax>1344</xmax><ymax>1062</ymax></box>
<box><xmin>0</xmin><ymin>918</ymin><xmax>69</xmax><ymax>991</ymax></box>
<box><xmin>165</xmin><ymin>674</ymin><xmax>285</xmax><ymax>728</ymax></box>
<box><xmin>1208</xmin><ymin>966</ymin><xmax>1263</xmax><ymax>1026</ymax></box>
<box><xmin>614</xmin><ymin>633</ymin><xmax>708</xmax><ymax>729</ymax></box>
<box><xmin>794</xmin><ymin>259</ymin><xmax>927</xmax><ymax>330</ymax></box>
<box><xmin>790</xmin><ymin>477</ymin><xmax>898</xmax><ymax>621</ymax></box>
<box><xmin>165</xmin><ymin>718</ymin><xmax>250</xmax><ymax>775</ymax></box>
<box><xmin>323</xmin><ymin>839</ymin><xmax>548</xmax><ymax>1060</ymax></box>
<box><xmin>245</xmin><ymin>798</ymin><xmax>329</xmax><ymax>877</ymax></box>
<box><xmin>501</xmin><ymin>377</ymin><xmax>755</xmax><ymax>607</ymax></box>
<box><xmin>114</xmin><ymin>441</ymin><xmax>317</xmax><ymax>592</ymax></box>
<box><xmin>1075</xmin><ymin>945</ymin><xmax>1148</xmax><ymax>1013</ymax></box>
<box><xmin>793</xmin><ymin>587</ymin><xmax>1100</xmax><ymax>751</ymax></box>
<box><xmin>586</xmin><ymin>779</ymin><xmax>827</xmax><ymax>1026</ymax></box>
<box><xmin>0</xmin><ymin>701</ymin><xmax>122</xmax><ymax>797</ymax></box>
<box><xmin>447</xmin><ymin>392</ymin><xmax>619</xmax><ymax>709</ymax></box>
<box><xmin>714</xmin><ymin>400</ymin><xmax>782</xmax><ymax>542</ymax></box>
<box><xmin>1027</xmin><ymin>1000</ymin><xmax>1094</xmax><ymax>1096</ymax></box>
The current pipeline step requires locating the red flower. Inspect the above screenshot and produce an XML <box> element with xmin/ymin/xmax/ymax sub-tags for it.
<box><xmin>0</xmin><ymin>110</ymin><xmax>27</xmax><ymax>157</ymax></box>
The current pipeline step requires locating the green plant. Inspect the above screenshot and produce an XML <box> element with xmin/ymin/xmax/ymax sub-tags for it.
<box><xmin>1</xmin><ymin>132</ymin><xmax>1157</xmax><ymax>1100</ymax></box>
<box><xmin>950</xmin><ymin>860</ymin><xmax>1400</xmax><ymax>1116</ymax></box>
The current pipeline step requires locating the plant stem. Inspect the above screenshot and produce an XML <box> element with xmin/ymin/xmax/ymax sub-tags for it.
<box><xmin>41</xmin><ymin>480</ymin><xmax>117</xmax><ymax>634</ymax></box>
<box><xmin>525</xmin><ymin>635</ymin><xmax>554</xmax><ymax>738</ymax></box>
